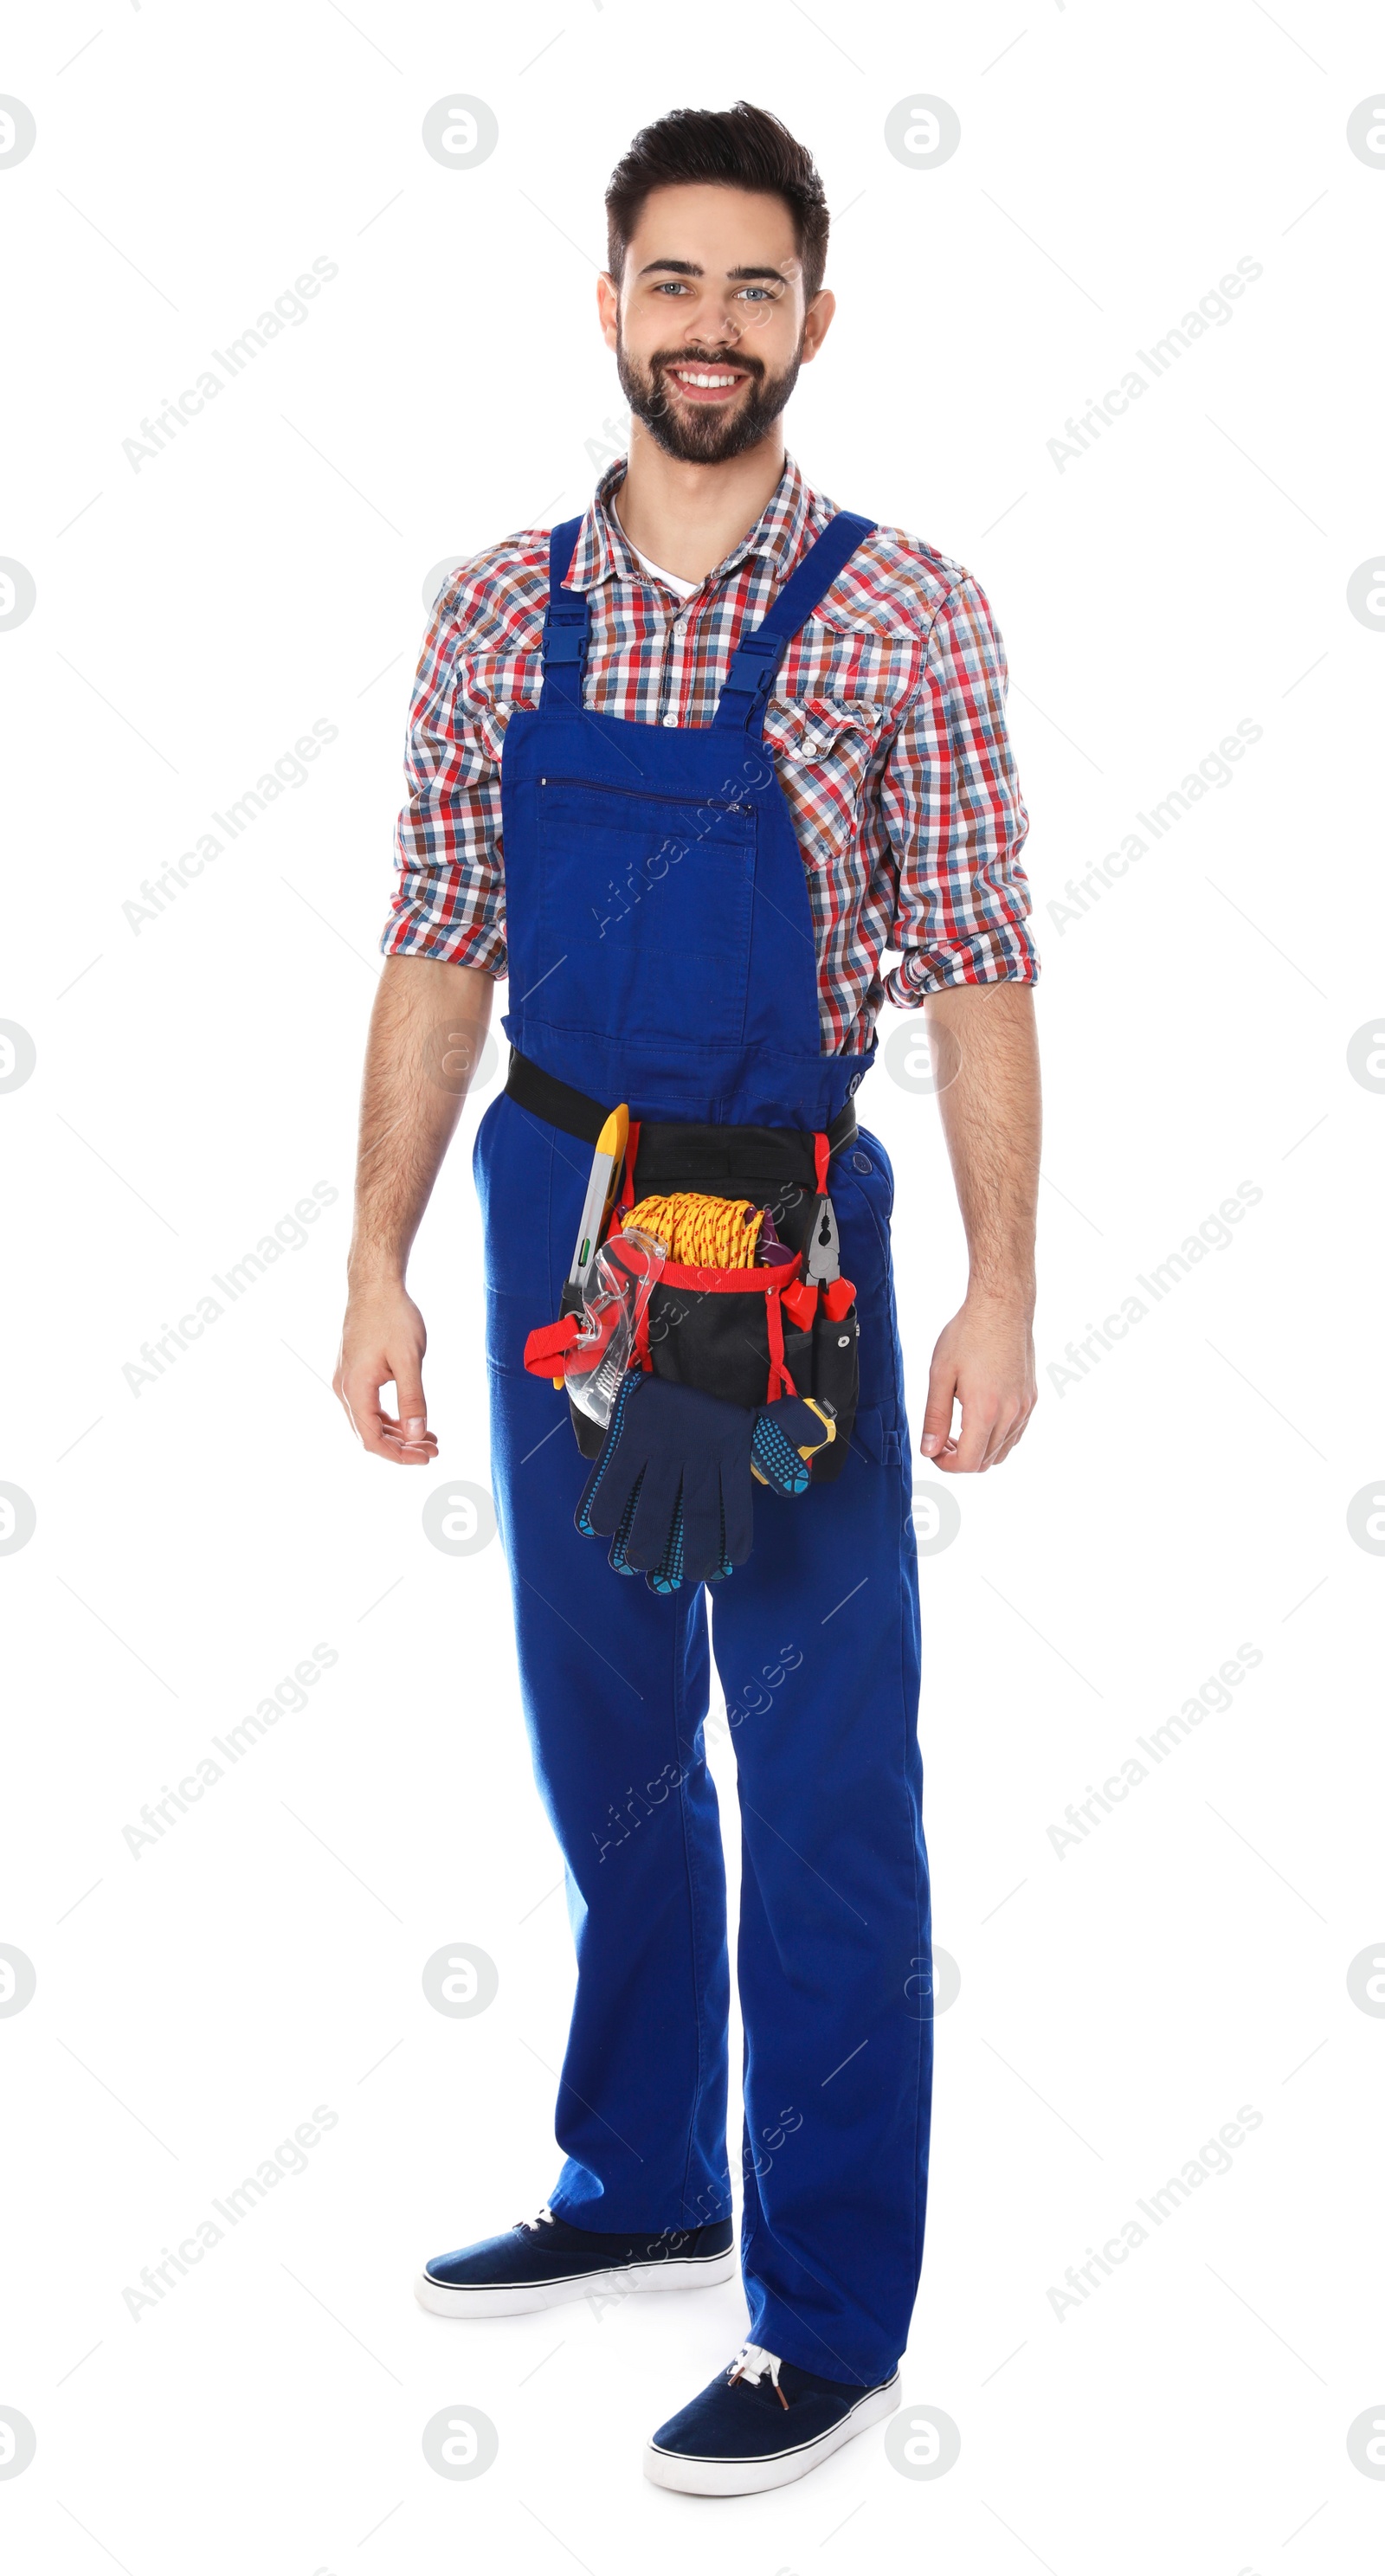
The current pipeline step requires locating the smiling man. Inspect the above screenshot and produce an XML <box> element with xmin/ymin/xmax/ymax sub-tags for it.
<box><xmin>335</xmin><ymin>101</ymin><xmax>1040</xmax><ymax>2496</ymax></box>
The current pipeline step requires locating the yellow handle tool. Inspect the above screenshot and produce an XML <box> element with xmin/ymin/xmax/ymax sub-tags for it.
<box><xmin>553</xmin><ymin>1104</ymin><xmax>630</xmax><ymax>1387</ymax></box>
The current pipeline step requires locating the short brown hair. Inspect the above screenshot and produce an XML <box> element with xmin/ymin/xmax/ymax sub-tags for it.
<box><xmin>605</xmin><ymin>101</ymin><xmax>830</xmax><ymax>306</ymax></box>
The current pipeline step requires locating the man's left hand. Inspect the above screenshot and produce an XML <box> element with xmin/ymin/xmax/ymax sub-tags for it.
<box><xmin>919</xmin><ymin>1297</ymin><xmax>1036</xmax><ymax>1472</ymax></box>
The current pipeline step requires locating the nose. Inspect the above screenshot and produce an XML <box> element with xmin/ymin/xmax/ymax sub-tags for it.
<box><xmin>680</xmin><ymin>298</ymin><xmax>743</xmax><ymax>347</ymax></box>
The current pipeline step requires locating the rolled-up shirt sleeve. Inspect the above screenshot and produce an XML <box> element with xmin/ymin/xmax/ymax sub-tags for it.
<box><xmin>379</xmin><ymin>572</ymin><xmax>510</xmax><ymax>976</ymax></box>
<box><xmin>877</xmin><ymin>571</ymin><xmax>1039</xmax><ymax>1001</ymax></box>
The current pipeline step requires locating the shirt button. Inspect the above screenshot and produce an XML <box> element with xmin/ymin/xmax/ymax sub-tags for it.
<box><xmin>853</xmin><ymin>1151</ymin><xmax>873</xmax><ymax>1174</ymax></box>
<box><xmin>662</xmin><ymin>713</ymin><xmax>678</xmax><ymax>726</ymax></box>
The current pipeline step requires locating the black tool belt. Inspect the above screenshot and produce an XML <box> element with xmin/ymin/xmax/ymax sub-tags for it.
<box><xmin>504</xmin><ymin>1048</ymin><xmax>859</xmax><ymax>1180</ymax></box>
<box><xmin>506</xmin><ymin>1049</ymin><xmax>862</xmax><ymax>1481</ymax></box>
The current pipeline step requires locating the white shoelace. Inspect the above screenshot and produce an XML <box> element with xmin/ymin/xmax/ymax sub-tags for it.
<box><xmin>516</xmin><ymin>2203</ymin><xmax>557</xmax><ymax>2231</ymax></box>
<box><xmin>727</xmin><ymin>2341</ymin><xmax>789</xmax><ymax>2405</ymax></box>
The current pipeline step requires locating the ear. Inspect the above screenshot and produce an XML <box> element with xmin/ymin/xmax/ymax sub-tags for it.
<box><xmin>596</xmin><ymin>271</ymin><xmax>620</xmax><ymax>351</ymax></box>
<box><xmin>802</xmin><ymin>287</ymin><xmax>836</xmax><ymax>361</ymax></box>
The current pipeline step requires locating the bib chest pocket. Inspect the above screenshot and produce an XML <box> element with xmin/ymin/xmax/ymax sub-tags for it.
<box><xmin>534</xmin><ymin>775</ymin><xmax>757</xmax><ymax>1053</ymax></box>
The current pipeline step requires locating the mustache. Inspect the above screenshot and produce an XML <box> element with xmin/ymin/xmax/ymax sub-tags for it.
<box><xmin>654</xmin><ymin>351</ymin><xmax>763</xmax><ymax>382</ymax></box>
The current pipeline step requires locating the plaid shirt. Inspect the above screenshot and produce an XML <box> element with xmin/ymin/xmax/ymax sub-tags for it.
<box><xmin>383</xmin><ymin>454</ymin><xmax>1038</xmax><ymax>1053</ymax></box>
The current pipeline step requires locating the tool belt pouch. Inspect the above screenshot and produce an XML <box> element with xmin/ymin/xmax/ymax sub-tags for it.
<box><xmin>569</xmin><ymin>1391</ymin><xmax>607</xmax><ymax>1459</ymax></box>
<box><xmin>526</xmin><ymin>1115</ymin><xmax>863</xmax><ymax>1480</ymax></box>
<box><xmin>631</xmin><ymin>1258</ymin><xmax>853</xmax><ymax>1485</ymax></box>
<box><xmin>806</xmin><ymin>1288</ymin><xmax>860</xmax><ymax>1484</ymax></box>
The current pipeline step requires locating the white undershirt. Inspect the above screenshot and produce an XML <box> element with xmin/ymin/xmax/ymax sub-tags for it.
<box><xmin>630</xmin><ymin>544</ymin><xmax>700</xmax><ymax>601</ymax></box>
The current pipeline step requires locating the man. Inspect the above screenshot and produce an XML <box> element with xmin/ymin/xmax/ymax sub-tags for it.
<box><xmin>335</xmin><ymin>100</ymin><xmax>1040</xmax><ymax>2496</ymax></box>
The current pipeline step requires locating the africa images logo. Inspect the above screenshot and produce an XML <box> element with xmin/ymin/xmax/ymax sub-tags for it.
<box><xmin>119</xmin><ymin>258</ymin><xmax>340</xmax><ymax>473</ymax></box>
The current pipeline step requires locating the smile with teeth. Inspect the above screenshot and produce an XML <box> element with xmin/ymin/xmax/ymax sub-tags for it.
<box><xmin>668</xmin><ymin>364</ymin><xmax>747</xmax><ymax>395</ymax></box>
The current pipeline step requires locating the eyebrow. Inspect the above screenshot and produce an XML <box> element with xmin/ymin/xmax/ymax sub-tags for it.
<box><xmin>635</xmin><ymin>258</ymin><xmax>789</xmax><ymax>283</ymax></box>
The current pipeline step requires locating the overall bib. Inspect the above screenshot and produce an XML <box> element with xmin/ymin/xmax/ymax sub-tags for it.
<box><xmin>472</xmin><ymin>507</ymin><xmax>932</xmax><ymax>2384</ymax></box>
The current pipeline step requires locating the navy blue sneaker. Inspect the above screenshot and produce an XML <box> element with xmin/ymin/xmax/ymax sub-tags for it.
<box><xmin>416</xmin><ymin>2203</ymin><xmax>735</xmax><ymax>2318</ymax></box>
<box><xmin>645</xmin><ymin>2341</ymin><xmax>900</xmax><ymax>2494</ymax></box>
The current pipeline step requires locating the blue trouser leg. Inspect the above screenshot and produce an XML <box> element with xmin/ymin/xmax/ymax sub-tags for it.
<box><xmin>474</xmin><ymin>1093</ymin><xmax>931</xmax><ymax>2376</ymax></box>
<box><xmin>492</xmin><ymin>1372</ymin><xmax>734</xmax><ymax>2230</ymax></box>
<box><xmin>478</xmin><ymin>1095</ymin><xmax>732</xmax><ymax>2230</ymax></box>
<box><xmin>706</xmin><ymin>1439</ymin><xmax>930</xmax><ymax>2385</ymax></box>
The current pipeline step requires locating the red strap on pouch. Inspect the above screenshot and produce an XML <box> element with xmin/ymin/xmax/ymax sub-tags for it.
<box><xmin>523</xmin><ymin>1316</ymin><xmax>583</xmax><ymax>1377</ymax></box>
<box><xmin>813</xmin><ymin>1130</ymin><xmax>829</xmax><ymax>1195</ymax></box>
<box><xmin>765</xmin><ymin>1285</ymin><xmax>796</xmax><ymax>1401</ymax></box>
<box><xmin>619</xmin><ymin>1120</ymin><xmax>641</xmax><ymax>1211</ymax></box>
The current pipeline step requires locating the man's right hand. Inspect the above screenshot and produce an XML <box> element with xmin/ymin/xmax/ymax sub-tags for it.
<box><xmin>332</xmin><ymin>955</ymin><xmax>495</xmax><ymax>1465</ymax></box>
<box><xmin>334</xmin><ymin>1279</ymin><xmax>440</xmax><ymax>1465</ymax></box>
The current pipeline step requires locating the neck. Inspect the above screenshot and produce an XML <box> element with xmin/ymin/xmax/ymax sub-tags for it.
<box><xmin>612</xmin><ymin>418</ymin><xmax>787</xmax><ymax>582</ymax></box>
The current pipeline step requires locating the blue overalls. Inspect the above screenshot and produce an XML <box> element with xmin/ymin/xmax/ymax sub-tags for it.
<box><xmin>472</xmin><ymin>504</ymin><xmax>932</xmax><ymax>2386</ymax></box>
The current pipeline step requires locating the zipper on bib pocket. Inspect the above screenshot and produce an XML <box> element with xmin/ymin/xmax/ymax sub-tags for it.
<box><xmin>539</xmin><ymin>776</ymin><xmax>750</xmax><ymax>813</ymax></box>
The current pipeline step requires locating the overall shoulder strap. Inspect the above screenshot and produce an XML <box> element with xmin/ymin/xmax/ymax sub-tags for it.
<box><xmin>712</xmin><ymin>510</ymin><xmax>877</xmax><ymax>732</ymax></box>
<box><xmin>538</xmin><ymin>516</ymin><xmax>589</xmax><ymax>712</ymax></box>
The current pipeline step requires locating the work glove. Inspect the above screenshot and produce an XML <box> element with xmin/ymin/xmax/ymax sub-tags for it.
<box><xmin>750</xmin><ymin>1394</ymin><xmax>836</xmax><ymax>1496</ymax></box>
<box><xmin>575</xmin><ymin>1374</ymin><xmax>834</xmax><ymax>1593</ymax></box>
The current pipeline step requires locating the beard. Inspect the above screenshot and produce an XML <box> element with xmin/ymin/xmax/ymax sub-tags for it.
<box><xmin>615</xmin><ymin>324</ymin><xmax>804</xmax><ymax>465</ymax></box>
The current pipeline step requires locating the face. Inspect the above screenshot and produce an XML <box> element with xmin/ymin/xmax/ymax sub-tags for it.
<box><xmin>598</xmin><ymin>184</ymin><xmax>834</xmax><ymax>466</ymax></box>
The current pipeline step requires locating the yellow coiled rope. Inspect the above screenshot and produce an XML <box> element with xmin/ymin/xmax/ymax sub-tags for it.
<box><xmin>625</xmin><ymin>1193</ymin><xmax>764</xmax><ymax>1270</ymax></box>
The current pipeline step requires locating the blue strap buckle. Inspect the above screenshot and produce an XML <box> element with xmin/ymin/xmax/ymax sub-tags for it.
<box><xmin>542</xmin><ymin>615</ymin><xmax>588</xmax><ymax>667</ymax></box>
<box><xmin>720</xmin><ymin>631</ymin><xmax>783</xmax><ymax>699</ymax></box>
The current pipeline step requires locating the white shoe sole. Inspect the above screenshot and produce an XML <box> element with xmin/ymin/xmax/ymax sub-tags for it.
<box><xmin>644</xmin><ymin>2370</ymin><xmax>900</xmax><ymax>2496</ymax></box>
<box><xmin>415</xmin><ymin>2246</ymin><xmax>737</xmax><ymax>2319</ymax></box>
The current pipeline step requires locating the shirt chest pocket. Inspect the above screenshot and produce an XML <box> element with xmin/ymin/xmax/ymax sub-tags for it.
<box><xmin>461</xmin><ymin>649</ymin><xmax>542</xmax><ymax>765</ymax></box>
<box><xmin>761</xmin><ymin>695</ymin><xmax>881</xmax><ymax>867</ymax></box>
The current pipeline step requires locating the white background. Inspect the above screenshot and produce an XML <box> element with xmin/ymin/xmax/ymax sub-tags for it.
<box><xmin>2</xmin><ymin>3</ymin><xmax>1382</xmax><ymax>2569</ymax></box>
